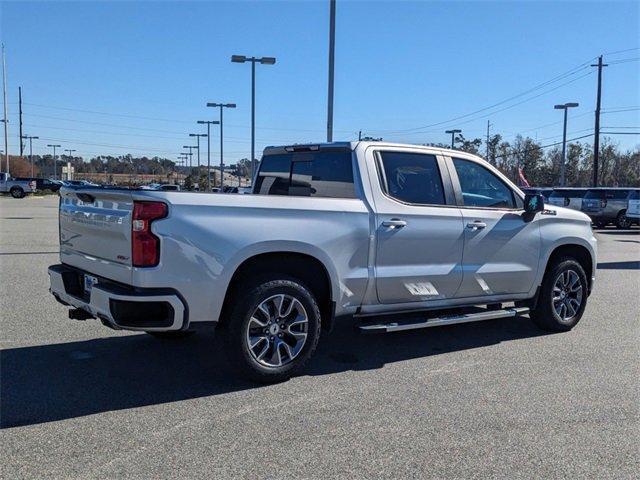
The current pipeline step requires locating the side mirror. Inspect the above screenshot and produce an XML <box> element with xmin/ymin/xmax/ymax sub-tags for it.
<box><xmin>524</xmin><ymin>193</ymin><xmax>544</xmax><ymax>213</ymax></box>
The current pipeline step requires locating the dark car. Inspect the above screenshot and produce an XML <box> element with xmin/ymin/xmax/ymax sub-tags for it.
<box><xmin>14</xmin><ymin>177</ymin><xmax>62</xmax><ymax>192</ymax></box>
<box><xmin>581</xmin><ymin>188</ymin><xmax>639</xmax><ymax>229</ymax></box>
<box><xmin>521</xmin><ymin>187</ymin><xmax>553</xmax><ymax>200</ymax></box>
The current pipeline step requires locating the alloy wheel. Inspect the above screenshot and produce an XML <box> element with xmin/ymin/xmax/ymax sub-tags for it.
<box><xmin>552</xmin><ymin>269</ymin><xmax>583</xmax><ymax>322</ymax></box>
<box><xmin>246</xmin><ymin>294</ymin><xmax>309</xmax><ymax>368</ymax></box>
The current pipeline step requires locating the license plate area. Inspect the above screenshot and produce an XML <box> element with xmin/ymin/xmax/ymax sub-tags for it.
<box><xmin>84</xmin><ymin>274</ymin><xmax>98</xmax><ymax>295</ymax></box>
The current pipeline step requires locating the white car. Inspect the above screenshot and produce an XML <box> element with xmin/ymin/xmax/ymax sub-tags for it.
<box><xmin>547</xmin><ymin>188</ymin><xmax>588</xmax><ymax>211</ymax></box>
<box><xmin>48</xmin><ymin>141</ymin><xmax>597</xmax><ymax>382</ymax></box>
<box><xmin>626</xmin><ymin>190</ymin><xmax>640</xmax><ymax>222</ymax></box>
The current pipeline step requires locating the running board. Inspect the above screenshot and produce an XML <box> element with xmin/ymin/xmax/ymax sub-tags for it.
<box><xmin>359</xmin><ymin>307</ymin><xmax>530</xmax><ymax>333</ymax></box>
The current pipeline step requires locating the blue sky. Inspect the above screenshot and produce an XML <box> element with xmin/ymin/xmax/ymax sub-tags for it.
<box><xmin>1</xmin><ymin>0</ymin><xmax>639</xmax><ymax>164</ymax></box>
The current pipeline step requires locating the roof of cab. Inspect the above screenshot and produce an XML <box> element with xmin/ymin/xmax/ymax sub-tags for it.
<box><xmin>263</xmin><ymin>141</ymin><xmax>480</xmax><ymax>158</ymax></box>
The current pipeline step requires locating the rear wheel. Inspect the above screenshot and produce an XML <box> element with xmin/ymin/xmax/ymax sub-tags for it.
<box><xmin>223</xmin><ymin>277</ymin><xmax>322</xmax><ymax>383</ymax></box>
<box><xmin>615</xmin><ymin>211</ymin><xmax>631</xmax><ymax>229</ymax></box>
<box><xmin>530</xmin><ymin>257</ymin><xmax>588</xmax><ymax>332</ymax></box>
<box><xmin>10</xmin><ymin>187</ymin><xmax>25</xmax><ymax>198</ymax></box>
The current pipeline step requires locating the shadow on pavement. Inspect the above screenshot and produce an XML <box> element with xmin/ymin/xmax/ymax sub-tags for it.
<box><xmin>1</xmin><ymin>316</ymin><xmax>548</xmax><ymax>429</ymax></box>
<box><xmin>596</xmin><ymin>230</ymin><xmax>639</xmax><ymax>236</ymax></box>
<box><xmin>597</xmin><ymin>261</ymin><xmax>640</xmax><ymax>270</ymax></box>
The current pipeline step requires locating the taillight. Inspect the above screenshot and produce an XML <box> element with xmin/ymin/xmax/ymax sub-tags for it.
<box><xmin>564</xmin><ymin>197</ymin><xmax>570</xmax><ymax>207</ymax></box>
<box><xmin>132</xmin><ymin>201</ymin><xmax>167</xmax><ymax>267</ymax></box>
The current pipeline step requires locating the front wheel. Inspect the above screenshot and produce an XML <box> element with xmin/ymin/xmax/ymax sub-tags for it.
<box><xmin>530</xmin><ymin>257</ymin><xmax>588</xmax><ymax>332</ymax></box>
<box><xmin>223</xmin><ymin>277</ymin><xmax>322</xmax><ymax>383</ymax></box>
<box><xmin>616</xmin><ymin>211</ymin><xmax>631</xmax><ymax>229</ymax></box>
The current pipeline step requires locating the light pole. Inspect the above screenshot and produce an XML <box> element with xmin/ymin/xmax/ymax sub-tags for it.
<box><xmin>231</xmin><ymin>55</ymin><xmax>276</xmax><ymax>182</ymax></box>
<box><xmin>326</xmin><ymin>0</ymin><xmax>336</xmax><ymax>143</ymax></box>
<box><xmin>22</xmin><ymin>135</ymin><xmax>39</xmax><ymax>177</ymax></box>
<box><xmin>64</xmin><ymin>149</ymin><xmax>76</xmax><ymax>180</ymax></box>
<box><xmin>189</xmin><ymin>133</ymin><xmax>207</xmax><ymax>176</ymax></box>
<box><xmin>554</xmin><ymin>102</ymin><xmax>579</xmax><ymax>187</ymax></box>
<box><xmin>47</xmin><ymin>144</ymin><xmax>61</xmax><ymax>179</ymax></box>
<box><xmin>206</xmin><ymin>102</ymin><xmax>236</xmax><ymax>189</ymax></box>
<box><xmin>182</xmin><ymin>145</ymin><xmax>197</xmax><ymax>177</ymax></box>
<box><xmin>197</xmin><ymin>120</ymin><xmax>220</xmax><ymax>190</ymax></box>
<box><xmin>445</xmin><ymin>129</ymin><xmax>462</xmax><ymax>149</ymax></box>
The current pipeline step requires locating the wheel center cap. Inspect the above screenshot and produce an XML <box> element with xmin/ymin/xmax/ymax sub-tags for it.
<box><xmin>560</xmin><ymin>291</ymin><xmax>566</xmax><ymax>299</ymax></box>
<box><xmin>269</xmin><ymin>323</ymin><xmax>280</xmax><ymax>335</ymax></box>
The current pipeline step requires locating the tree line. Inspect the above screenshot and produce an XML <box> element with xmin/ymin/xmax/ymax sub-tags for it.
<box><xmin>2</xmin><ymin>135</ymin><xmax>638</xmax><ymax>187</ymax></box>
<box><xmin>429</xmin><ymin>134</ymin><xmax>639</xmax><ymax>187</ymax></box>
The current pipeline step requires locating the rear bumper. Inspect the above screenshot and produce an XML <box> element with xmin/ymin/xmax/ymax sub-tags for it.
<box><xmin>48</xmin><ymin>264</ymin><xmax>187</xmax><ymax>332</ymax></box>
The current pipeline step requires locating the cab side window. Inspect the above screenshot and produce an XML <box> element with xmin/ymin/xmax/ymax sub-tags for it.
<box><xmin>378</xmin><ymin>152</ymin><xmax>446</xmax><ymax>205</ymax></box>
<box><xmin>453</xmin><ymin>158</ymin><xmax>516</xmax><ymax>209</ymax></box>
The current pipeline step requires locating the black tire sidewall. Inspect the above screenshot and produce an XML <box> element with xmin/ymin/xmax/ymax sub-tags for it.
<box><xmin>10</xmin><ymin>187</ymin><xmax>24</xmax><ymax>198</ymax></box>
<box><xmin>534</xmin><ymin>258</ymin><xmax>588</xmax><ymax>331</ymax></box>
<box><xmin>616</xmin><ymin>211</ymin><xmax>630</xmax><ymax>229</ymax></box>
<box><xmin>225</xmin><ymin>278</ymin><xmax>321</xmax><ymax>382</ymax></box>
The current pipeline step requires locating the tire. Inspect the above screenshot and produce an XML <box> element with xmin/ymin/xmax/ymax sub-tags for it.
<box><xmin>530</xmin><ymin>257</ymin><xmax>588</xmax><ymax>332</ymax></box>
<box><xmin>10</xmin><ymin>187</ymin><xmax>25</xmax><ymax>199</ymax></box>
<box><xmin>223</xmin><ymin>277</ymin><xmax>322</xmax><ymax>383</ymax></box>
<box><xmin>593</xmin><ymin>221</ymin><xmax>607</xmax><ymax>229</ymax></box>
<box><xmin>615</xmin><ymin>211</ymin><xmax>631</xmax><ymax>229</ymax></box>
<box><xmin>146</xmin><ymin>330</ymin><xmax>195</xmax><ymax>339</ymax></box>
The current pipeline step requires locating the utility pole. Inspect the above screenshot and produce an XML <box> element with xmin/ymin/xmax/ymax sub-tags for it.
<box><xmin>207</xmin><ymin>103</ymin><xmax>236</xmax><ymax>189</ymax></box>
<box><xmin>591</xmin><ymin>55</ymin><xmax>607</xmax><ymax>187</ymax></box>
<box><xmin>485</xmin><ymin>120</ymin><xmax>491</xmax><ymax>163</ymax></box>
<box><xmin>358</xmin><ymin>130</ymin><xmax>362</xmax><ymax>141</ymax></box>
<box><xmin>19</xmin><ymin>87</ymin><xmax>24</xmax><ymax>156</ymax></box>
<box><xmin>2</xmin><ymin>43</ymin><xmax>9</xmax><ymax>173</ymax></box>
<box><xmin>445</xmin><ymin>129</ymin><xmax>461</xmax><ymax>149</ymax></box>
<box><xmin>197</xmin><ymin>120</ymin><xmax>219</xmax><ymax>190</ymax></box>
<box><xmin>326</xmin><ymin>0</ymin><xmax>336</xmax><ymax>143</ymax></box>
<box><xmin>22</xmin><ymin>135</ymin><xmax>38</xmax><ymax>177</ymax></box>
<box><xmin>47</xmin><ymin>144</ymin><xmax>61</xmax><ymax>179</ymax></box>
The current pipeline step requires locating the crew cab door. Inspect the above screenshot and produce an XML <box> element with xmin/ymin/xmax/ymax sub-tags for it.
<box><xmin>367</xmin><ymin>148</ymin><xmax>465</xmax><ymax>304</ymax></box>
<box><xmin>446</xmin><ymin>156</ymin><xmax>541</xmax><ymax>297</ymax></box>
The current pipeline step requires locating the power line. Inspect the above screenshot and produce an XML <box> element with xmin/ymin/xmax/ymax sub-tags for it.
<box><xmin>602</xmin><ymin>47</ymin><xmax>640</xmax><ymax>56</ymax></box>
<box><xmin>372</xmin><ymin>70</ymin><xmax>595</xmax><ymax>135</ymax></box>
<box><xmin>22</xmin><ymin>102</ymin><xmax>355</xmax><ymax>134</ymax></box>
<box><xmin>369</xmin><ymin>59</ymin><xmax>596</xmax><ymax>135</ymax></box>
<box><xmin>607</xmin><ymin>57</ymin><xmax>640</xmax><ymax>65</ymax></box>
<box><xmin>494</xmin><ymin>133</ymin><xmax>594</xmax><ymax>160</ymax></box>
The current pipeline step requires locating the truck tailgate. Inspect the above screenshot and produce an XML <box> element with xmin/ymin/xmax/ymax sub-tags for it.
<box><xmin>59</xmin><ymin>188</ymin><xmax>134</xmax><ymax>284</ymax></box>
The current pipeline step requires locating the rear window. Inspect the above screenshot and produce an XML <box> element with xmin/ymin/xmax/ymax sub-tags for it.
<box><xmin>584</xmin><ymin>190</ymin><xmax>605</xmax><ymax>199</ymax></box>
<box><xmin>254</xmin><ymin>150</ymin><xmax>356</xmax><ymax>198</ymax></box>
<box><xmin>629</xmin><ymin>190</ymin><xmax>640</xmax><ymax>200</ymax></box>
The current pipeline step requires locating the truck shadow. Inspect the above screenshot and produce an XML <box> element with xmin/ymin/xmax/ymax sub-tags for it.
<box><xmin>1</xmin><ymin>316</ymin><xmax>548</xmax><ymax>429</ymax></box>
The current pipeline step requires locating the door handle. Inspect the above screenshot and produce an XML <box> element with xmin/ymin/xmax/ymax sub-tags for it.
<box><xmin>466</xmin><ymin>221</ymin><xmax>487</xmax><ymax>230</ymax></box>
<box><xmin>382</xmin><ymin>219</ymin><xmax>407</xmax><ymax>229</ymax></box>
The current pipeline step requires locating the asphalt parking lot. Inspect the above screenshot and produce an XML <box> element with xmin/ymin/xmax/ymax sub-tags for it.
<box><xmin>1</xmin><ymin>195</ymin><xmax>638</xmax><ymax>479</ymax></box>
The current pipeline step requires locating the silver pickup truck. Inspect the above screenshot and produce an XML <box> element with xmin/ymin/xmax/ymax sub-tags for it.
<box><xmin>0</xmin><ymin>172</ymin><xmax>37</xmax><ymax>198</ymax></box>
<box><xmin>49</xmin><ymin>142</ymin><xmax>597</xmax><ymax>382</ymax></box>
